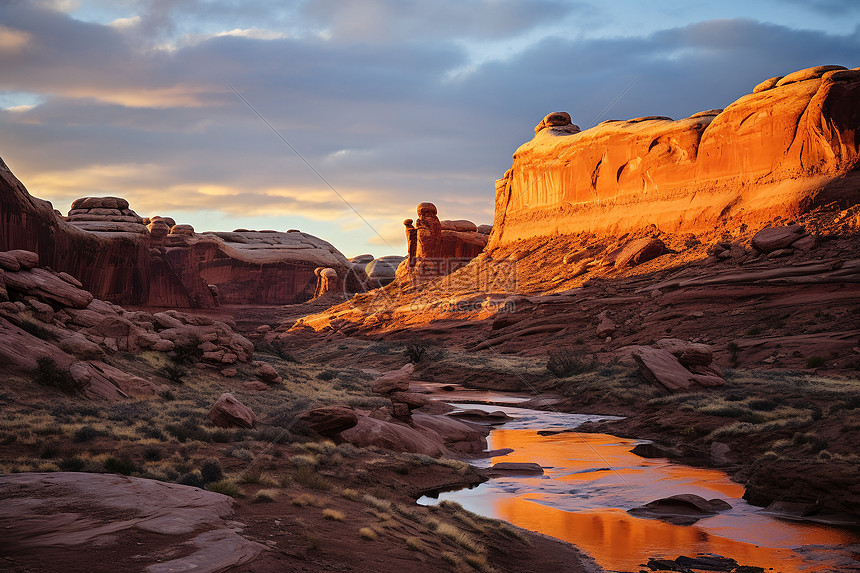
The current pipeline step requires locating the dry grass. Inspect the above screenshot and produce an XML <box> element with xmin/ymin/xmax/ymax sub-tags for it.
<box><xmin>252</xmin><ymin>488</ymin><xmax>279</xmax><ymax>503</ymax></box>
<box><xmin>359</xmin><ymin>527</ymin><xmax>377</xmax><ymax>540</ymax></box>
<box><xmin>291</xmin><ymin>493</ymin><xmax>325</xmax><ymax>507</ymax></box>
<box><xmin>322</xmin><ymin>508</ymin><xmax>345</xmax><ymax>521</ymax></box>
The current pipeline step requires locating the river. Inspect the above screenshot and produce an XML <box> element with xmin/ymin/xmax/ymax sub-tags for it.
<box><xmin>416</xmin><ymin>393</ymin><xmax>860</xmax><ymax>573</ymax></box>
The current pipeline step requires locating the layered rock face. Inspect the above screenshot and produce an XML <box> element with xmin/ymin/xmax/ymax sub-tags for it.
<box><xmin>192</xmin><ymin>230</ymin><xmax>360</xmax><ymax>305</ymax></box>
<box><xmin>0</xmin><ymin>156</ymin><xmax>360</xmax><ymax>307</ymax></box>
<box><xmin>491</xmin><ymin>65</ymin><xmax>860</xmax><ymax>248</ymax></box>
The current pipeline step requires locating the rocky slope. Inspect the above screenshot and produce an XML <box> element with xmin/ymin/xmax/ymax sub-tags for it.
<box><xmin>0</xmin><ymin>248</ymin><xmax>254</xmax><ymax>400</ymax></box>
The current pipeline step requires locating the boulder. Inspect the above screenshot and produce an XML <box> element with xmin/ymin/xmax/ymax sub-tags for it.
<box><xmin>615</xmin><ymin>238</ymin><xmax>665</xmax><ymax>267</ymax></box>
<box><xmin>70</xmin><ymin>196</ymin><xmax>130</xmax><ymax>210</ymax></box>
<box><xmin>242</xmin><ymin>381</ymin><xmax>270</xmax><ymax>391</ymax></box>
<box><xmin>58</xmin><ymin>333</ymin><xmax>104</xmax><ymax>359</ymax></box>
<box><xmin>389</xmin><ymin>391</ymin><xmax>430</xmax><ymax>410</ymax></box>
<box><xmin>3</xmin><ymin>268</ymin><xmax>94</xmax><ymax>309</ymax></box>
<box><xmin>372</xmin><ymin>363</ymin><xmax>414</xmax><ymax>394</ymax></box>
<box><xmin>340</xmin><ymin>415</ymin><xmax>447</xmax><ymax>456</ymax></box>
<box><xmin>486</xmin><ymin>462</ymin><xmax>544</xmax><ymax>476</ymax></box>
<box><xmin>628</xmin><ymin>494</ymin><xmax>732</xmax><ymax>525</ymax></box>
<box><xmin>147</xmin><ymin>220</ymin><xmax>170</xmax><ymax>239</ymax></box>
<box><xmin>0</xmin><ymin>251</ymin><xmax>21</xmax><ymax>271</ymax></box>
<box><xmin>440</xmin><ymin>219</ymin><xmax>478</xmax><ymax>233</ymax></box>
<box><xmin>208</xmin><ymin>393</ymin><xmax>256</xmax><ymax>428</ymax></box>
<box><xmin>654</xmin><ymin>338</ymin><xmax>714</xmax><ymax>367</ymax></box>
<box><xmin>412</xmin><ymin>413</ymin><xmax>488</xmax><ymax>454</ymax></box>
<box><xmin>631</xmin><ymin>346</ymin><xmax>724</xmax><ymax>392</ymax></box>
<box><xmin>534</xmin><ymin>111</ymin><xmax>581</xmax><ymax>135</ymax></box>
<box><xmin>301</xmin><ymin>406</ymin><xmax>360</xmax><ymax>436</ymax></box>
<box><xmin>253</xmin><ymin>361</ymin><xmax>281</xmax><ymax>384</ymax></box>
<box><xmin>170</xmin><ymin>224</ymin><xmax>194</xmax><ymax>236</ymax></box>
<box><xmin>751</xmin><ymin>225</ymin><xmax>807</xmax><ymax>253</ymax></box>
<box><xmin>8</xmin><ymin>250</ymin><xmax>39</xmax><ymax>270</ymax></box>
<box><xmin>596</xmin><ymin>310</ymin><xmax>616</xmax><ymax>338</ymax></box>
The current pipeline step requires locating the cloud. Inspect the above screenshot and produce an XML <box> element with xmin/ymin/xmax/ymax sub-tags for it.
<box><xmin>0</xmin><ymin>2</ymin><xmax>858</xmax><ymax>257</ymax></box>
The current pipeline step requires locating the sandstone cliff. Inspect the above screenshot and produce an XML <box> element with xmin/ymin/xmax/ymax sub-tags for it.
<box><xmin>0</xmin><ymin>157</ymin><xmax>360</xmax><ymax>307</ymax></box>
<box><xmin>491</xmin><ymin>65</ymin><xmax>860</xmax><ymax>248</ymax></box>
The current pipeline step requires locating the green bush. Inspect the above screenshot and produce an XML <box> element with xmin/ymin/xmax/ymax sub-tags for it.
<box><xmin>806</xmin><ymin>356</ymin><xmax>826</xmax><ymax>368</ymax></box>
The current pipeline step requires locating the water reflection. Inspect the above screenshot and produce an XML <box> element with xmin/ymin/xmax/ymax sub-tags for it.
<box><xmin>420</xmin><ymin>421</ymin><xmax>860</xmax><ymax>572</ymax></box>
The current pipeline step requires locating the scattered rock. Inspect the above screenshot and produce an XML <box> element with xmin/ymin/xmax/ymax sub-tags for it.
<box><xmin>628</xmin><ymin>494</ymin><xmax>732</xmax><ymax>525</ymax></box>
<box><xmin>301</xmin><ymin>406</ymin><xmax>360</xmax><ymax>436</ymax></box>
<box><xmin>208</xmin><ymin>393</ymin><xmax>256</xmax><ymax>428</ymax></box>
<box><xmin>615</xmin><ymin>238</ymin><xmax>665</xmax><ymax>267</ymax></box>
<box><xmin>486</xmin><ymin>462</ymin><xmax>544</xmax><ymax>476</ymax></box>
<box><xmin>751</xmin><ymin>225</ymin><xmax>806</xmax><ymax>253</ymax></box>
<box><xmin>372</xmin><ymin>363</ymin><xmax>414</xmax><ymax>394</ymax></box>
<box><xmin>631</xmin><ymin>346</ymin><xmax>724</xmax><ymax>392</ymax></box>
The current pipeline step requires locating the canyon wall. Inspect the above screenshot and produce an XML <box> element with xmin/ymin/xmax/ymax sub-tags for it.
<box><xmin>490</xmin><ymin>65</ymin><xmax>860</xmax><ymax>248</ymax></box>
<box><xmin>0</xmin><ymin>157</ymin><xmax>357</xmax><ymax>307</ymax></box>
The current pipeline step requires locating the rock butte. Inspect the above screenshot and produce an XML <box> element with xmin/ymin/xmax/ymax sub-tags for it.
<box><xmin>490</xmin><ymin>65</ymin><xmax>860</xmax><ymax>247</ymax></box>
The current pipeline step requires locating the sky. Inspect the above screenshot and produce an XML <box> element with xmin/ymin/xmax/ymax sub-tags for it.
<box><xmin>0</xmin><ymin>1</ymin><xmax>858</xmax><ymax>258</ymax></box>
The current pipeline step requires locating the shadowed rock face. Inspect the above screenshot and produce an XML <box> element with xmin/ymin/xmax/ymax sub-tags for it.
<box><xmin>0</xmin><ymin>159</ymin><xmax>358</xmax><ymax>307</ymax></box>
<box><xmin>491</xmin><ymin>65</ymin><xmax>860</xmax><ymax>248</ymax></box>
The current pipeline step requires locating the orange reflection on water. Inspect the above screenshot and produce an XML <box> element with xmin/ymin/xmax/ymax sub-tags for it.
<box><xmin>478</xmin><ymin>430</ymin><xmax>858</xmax><ymax>572</ymax></box>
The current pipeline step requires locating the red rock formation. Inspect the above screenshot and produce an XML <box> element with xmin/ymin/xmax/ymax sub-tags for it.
<box><xmin>0</xmin><ymin>158</ymin><xmax>362</xmax><ymax>307</ymax></box>
<box><xmin>402</xmin><ymin>202</ymin><xmax>489</xmax><ymax>280</ymax></box>
<box><xmin>491</xmin><ymin>65</ymin><xmax>860</xmax><ymax>248</ymax></box>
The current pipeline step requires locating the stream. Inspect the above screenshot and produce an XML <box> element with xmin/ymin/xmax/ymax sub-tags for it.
<box><xmin>416</xmin><ymin>390</ymin><xmax>860</xmax><ymax>573</ymax></box>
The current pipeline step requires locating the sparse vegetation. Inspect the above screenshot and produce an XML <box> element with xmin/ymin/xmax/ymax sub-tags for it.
<box><xmin>546</xmin><ymin>348</ymin><xmax>596</xmax><ymax>378</ymax></box>
<box><xmin>32</xmin><ymin>356</ymin><xmax>87</xmax><ymax>394</ymax></box>
<box><xmin>253</xmin><ymin>488</ymin><xmax>279</xmax><ymax>503</ymax></box>
<box><xmin>359</xmin><ymin>527</ymin><xmax>377</xmax><ymax>540</ymax></box>
<box><xmin>322</xmin><ymin>508</ymin><xmax>345</xmax><ymax>521</ymax></box>
<box><xmin>807</xmin><ymin>356</ymin><xmax>826</xmax><ymax>368</ymax></box>
<box><xmin>206</xmin><ymin>479</ymin><xmax>241</xmax><ymax>497</ymax></box>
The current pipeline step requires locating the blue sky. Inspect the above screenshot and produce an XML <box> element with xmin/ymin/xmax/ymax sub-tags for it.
<box><xmin>0</xmin><ymin>0</ymin><xmax>858</xmax><ymax>257</ymax></box>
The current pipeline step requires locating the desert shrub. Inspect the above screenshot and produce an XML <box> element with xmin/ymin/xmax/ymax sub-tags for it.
<box><xmin>806</xmin><ymin>356</ymin><xmax>826</xmax><ymax>368</ymax></box>
<box><xmin>19</xmin><ymin>319</ymin><xmax>55</xmax><ymax>340</ymax></box>
<box><xmin>405</xmin><ymin>536</ymin><xmax>424</xmax><ymax>551</ymax></box>
<box><xmin>254</xmin><ymin>340</ymin><xmax>299</xmax><ymax>363</ymax></box>
<box><xmin>32</xmin><ymin>357</ymin><xmax>87</xmax><ymax>394</ymax></box>
<box><xmin>253</xmin><ymin>489</ymin><xmax>279</xmax><ymax>503</ymax></box>
<box><xmin>225</xmin><ymin>446</ymin><xmax>252</xmax><ymax>460</ymax></box>
<box><xmin>170</xmin><ymin>335</ymin><xmax>203</xmax><ymax>365</ymax></box>
<box><xmin>158</xmin><ymin>389</ymin><xmax>176</xmax><ymax>401</ymax></box>
<box><xmin>73</xmin><ymin>425</ymin><xmax>107</xmax><ymax>443</ymax></box>
<box><xmin>404</xmin><ymin>339</ymin><xmax>429</xmax><ymax>363</ymax></box>
<box><xmin>58</xmin><ymin>457</ymin><xmax>85</xmax><ymax>472</ymax></box>
<box><xmin>546</xmin><ymin>348</ymin><xmax>596</xmax><ymax>378</ymax></box>
<box><xmin>178</xmin><ymin>471</ymin><xmax>205</xmax><ymax>488</ymax></box>
<box><xmin>142</xmin><ymin>447</ymin><xmax>163</xmax><ymax>461</ymax></box>
<box><xmin>200</xmin><ymin>458</ymin><xmax>223</xmax><ymax>484</ymax></box>
<box><xmin>316</xmin><ymin>369</ymin><xmax>338</xmax><ymax>381</ymax></box>
<box><xmin>104</xmin><ymin>457</ymin><xmax>138</xmax><ymax>476</ymax></box>
<box><xmin>747</xmin><ymin>398</ymin><xmax>779</xmax><ymax>412</ymax></box>
<box><xmin>793</xmin><ymin>432</ymin><xmax>828</xmax><ymax>453</ymax></box>
<box><xmin>159</xmin><ymin>364</ymin><xmax>188</xmax><ymax>384</ymax></box>
<box><xmin>359</xmin><ymin>527</ymin><xmax>377</xmax><ymax>540</ymax></box>
<box><xmin>164</xmin><ymin>420</ymin><xmax>209</xmax><ymax>443</ymax></box>
<box><xmin>322</xmin><ymin>508</ymin><xmax>345</xmax><ymax>521</ymax></box>
<box><xmin>294</xmin><ymin>466</ymin><xmax>331</xmax><ymax>490</ymax></box>
<box><xmin>206</xmin><ymin>479</ymin><xmax>240</xmax><ymax>497</ymax></box>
